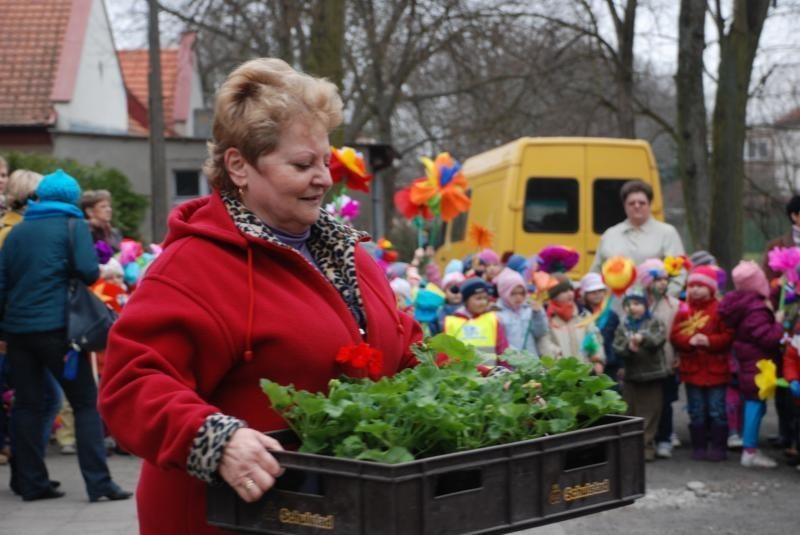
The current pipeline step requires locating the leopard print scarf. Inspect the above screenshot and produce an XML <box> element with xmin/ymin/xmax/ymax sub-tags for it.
<box><xmin>221</xmin><ymin>191</ymin><xmax>370</xmax><ymax>330</ymax></box>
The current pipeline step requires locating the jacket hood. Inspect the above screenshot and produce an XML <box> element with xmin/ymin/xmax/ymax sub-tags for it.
<box><xmin>718</xmin><ymin>290</ymin><xmax>765</xmax><ymax>328</ymax></box>
<box><xmin>162</xmin><ymin>193</ymin><xmax>249</xmax><ymax>250</ymax></box>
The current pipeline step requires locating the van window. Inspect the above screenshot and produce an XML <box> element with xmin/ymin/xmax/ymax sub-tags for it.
<box><xmin>523</xmin><ymin>178</ymin><xmax>579</xmax><ymax>233</ymax></box>
<box><xmin>449</xmin><ymin>190</ymin><xmax>471</xmax><ymax>242</ymax></box>
<box><xmin>593</xmin><ymin>178</ymin><xmax>635</xmax><ymax>234</ymax></box>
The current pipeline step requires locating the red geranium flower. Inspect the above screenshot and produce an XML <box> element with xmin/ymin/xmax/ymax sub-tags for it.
<box><xmin>335</xmin><ymin>342</ymin><xmax>384</xmax><ymax>380</ymax></box>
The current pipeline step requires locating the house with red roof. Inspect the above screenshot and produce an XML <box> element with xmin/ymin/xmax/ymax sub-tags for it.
<box><xmin>0</xmin><ymin>0</ymin><xmax>209</xmax><ymax>241</ymax></box>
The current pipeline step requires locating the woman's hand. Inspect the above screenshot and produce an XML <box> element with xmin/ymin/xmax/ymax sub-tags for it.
<box><xmin>218</xmin><ymin>428</ymin><xmax>284</xmax><ymax>503</ymax></box>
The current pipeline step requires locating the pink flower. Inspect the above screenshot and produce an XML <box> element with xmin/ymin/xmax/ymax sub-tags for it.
<box><xmin>767</xmin><ymin>247</ymin><xmax>800</xmax><ymax>283</ymax></box>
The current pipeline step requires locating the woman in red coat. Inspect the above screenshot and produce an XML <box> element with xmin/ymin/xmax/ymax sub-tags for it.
<box><xmin>97</xmin><ymin>58</ymin><xmax>422</xmax><ymax>535</ymax></box>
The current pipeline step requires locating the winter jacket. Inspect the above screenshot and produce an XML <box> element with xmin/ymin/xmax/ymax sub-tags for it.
<box><xmin>97</xmin><ymin>193</ymin><xmax>422</xmax><ymax>535</ymax></box>
<box><xmin>497</xmin><ymin>301</ymin><xmax>548</xmax><ymax>355</ymax></box>
<box><xmin>613</xmin><ymin>316</ymin><xmax>669</xmax><ymax>382</ymax></box>
<box><xmin>0</xmin><ymin>215</ymin><xmax>98</xmax><ymax>333</ymax></box>
<box><xmin>671</xmin><ymin>298</ymin><xmax>733</xmax><ymax>387</ymax></box>
<box><xmin>649</xmin><ymin>293</ymin><xmax>680</xmax><ymax>370</ymax></box>
<box><xmin>539</xmin><ymin>306</ymin><xmax>606</xmax><ymax>364</ymax></box>
<box><xmin>718</xmin><ymin>290</ymin><xmax>784</xmax><ymax>400</ymax></box>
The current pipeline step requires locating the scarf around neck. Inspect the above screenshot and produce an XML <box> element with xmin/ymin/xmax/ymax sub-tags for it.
<box><xmin>548</xmin><ymin>300</ymin><xmax>575</xmax><ymax>322</ymax></box>
<box><xmin>24</xmin><ymin>200</ymin><xmax>84</xmax><ymax>220</ymax></box>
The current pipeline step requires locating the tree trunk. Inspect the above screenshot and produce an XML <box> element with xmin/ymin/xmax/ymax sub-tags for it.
<box><xmin>148</xmin><ymin>0</ymin><xmax>168</xmax><ymax>243</ymax></box>
<box><xmin>607</xmin><ymin>0</ymin><xmax>637</xmax><ymax>138</ymax></box>
<box><xmin>675</xmin><ymin>0</ymin><xmax>710</xmax><ymax>250</ymax></box>
<box><xmin>708</xmin><ymin>0</ymin><xmax>770</xmax><ymax>273</ymax></box>
<box><xmin>306</xmin><ymin>0</ymin><xmax>346</xmax><ymax>145</ymax></box>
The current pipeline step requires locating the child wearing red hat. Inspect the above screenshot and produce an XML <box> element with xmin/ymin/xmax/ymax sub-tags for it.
<box><xmin>671</xmin><ymin>265</ymin><xmax>734</xmax><ymax>462</ymax></box>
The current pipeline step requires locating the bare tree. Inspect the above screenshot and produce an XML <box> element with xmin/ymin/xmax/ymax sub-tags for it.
<box><xmin>707</xmin><ymin>0</ymin><xmax>771</xmax><ymax>271</ymax></box>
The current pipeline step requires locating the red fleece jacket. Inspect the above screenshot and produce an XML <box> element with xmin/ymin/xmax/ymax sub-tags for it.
<box><xmin>671</xmin><ymin>298</ymin><xmax>733</xmax><ymax>387</ymax></box>
<box><xmin>98</xmin><ymin>193</ymin><xmax>421</xmax><ymax>535</ymax></box>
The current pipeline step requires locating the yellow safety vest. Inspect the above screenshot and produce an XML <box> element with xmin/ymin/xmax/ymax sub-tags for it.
<box><xmin>444</xmin><ymin>312</ymin><xmax>499</xmax><ymax>352</ymax></box>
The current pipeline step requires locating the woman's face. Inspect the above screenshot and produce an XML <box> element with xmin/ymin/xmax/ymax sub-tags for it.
<box><xmin>230</xmin><ymin>120</ymin><xmax>332</xmax><ymax>234</ymax></box>
<box><xmin>87</xmin><ymin>199</ymin><xmax>112</xmax><ymax>223</ymax></box>
<box><xmin>0</xmin><ymin>165</ymin><xmax>8</xmax><ymax>194</ymax></box>
<box><xmin>623</xmin><ymin>191</ymin><xmax>651</xmax><ymax>226</ymax></box>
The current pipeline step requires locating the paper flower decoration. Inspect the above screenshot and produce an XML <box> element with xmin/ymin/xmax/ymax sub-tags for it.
<box><xmin>768</xmin><ymin>247</ymin><xmax>800</xmax><ymax>284</ymax></box>
<box><xmin>468</xmin><ymin>223</ymin><xmax>494</xmax><ymax>249</ymax></box>
<box><xmin>756</xmin><ymin>359</ymin><xmax>778</xmax><ymax>400</ymax></box>
<box><xmin>393</xmin><ymin>187</ymin><xmax>433</xmax><ymax>220</ymax></box>
<box><xmin>601</xmin><ymin>256</ymin><xmax>637</xmax><ymax>296</ymax></box>
<box><xmin>677</xmin><ymin>311</ymin><xmax>710</xmax><ymax>337</ymax></box>
<box><xmin>94</xmin><ymin>240</ymin><xmax>114</xmax><ymax>264</ymax></box>
<box><xmin>530</xmin><ymin>271</ymin><xmax>558</xmax><ymax>303</ymax></box>
<box><xmin>325</xmin><ymin>194</ymin><xmax>360</xmax><ymax>223</ymax></box>
<box><xmin>663</xmin><ymin>255</ymin><xmax>692</xmax><ymax>277</ymax></box>
<box><xmin>403</xmin><ymin>152</ymin><xmax>471</xmax><ymax>222</ymax></box>
<box><xmin>119</xmin><ymin>239</ymin><xmax>143</xmax><ymax>266</ymax></box>
<box><xmin>538</xmin><ymin>245</ymin><xmax>580</xmax><ymax>274</ymax></box>
<box><xmin>330</xmin><ymin>146</ymin><xmax>372</xmax><ymax>192</ymax></box>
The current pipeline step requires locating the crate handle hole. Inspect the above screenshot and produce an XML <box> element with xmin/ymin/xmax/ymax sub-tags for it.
<box><xmin>273</xmin><ymin>468</ymin><xmax>325</xmax><ymax>497</ymax></box>
<box><xmin>564</xmin><ymin>443</ymin><xmax>607</xmax><ymax>471</ymax></box>
<box><xmin>434</xmin><ymin>468</ymin><xmax>483</xmax><ymax>498</ymax></box>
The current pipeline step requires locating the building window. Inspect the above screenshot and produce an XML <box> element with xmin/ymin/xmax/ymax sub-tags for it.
<box><xmin>593</xmin><ymin>178</ymin><xmax>632</xmax><ymax>234</ymax></box>
<box><xmin>523</xmin><ymin>178</ymin><xmax>579</xmax><ymax>233</ymax></box>
<box><xmin>746</xmin><ymin>139</ymin><xmax>769</xmax><ymax>161</ymax></box>
<box><xmin>174</xmin><ymin>169</ymin><xmax>203</xmax><ymax>198</ymax></box>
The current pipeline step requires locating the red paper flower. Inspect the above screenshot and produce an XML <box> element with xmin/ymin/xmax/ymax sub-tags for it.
<box><xmin>330</xmin><ymin>147</ymin><xmax>373</xmax><ymax>192</ymax></box>
<box><xmin>335</xmin><ymin>342</ymin><xmax>384</xmax><ymax>380</ymax></box>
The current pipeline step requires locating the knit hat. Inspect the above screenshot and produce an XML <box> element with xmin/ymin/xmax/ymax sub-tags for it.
<box><xmin>460</xmin><ymin>277</ymin><xmax>491</xmax><ymax>303</ymax></box>
<box><xmin>732</xmin><ymin>260</ymin><xmax>769</xmax><ymax>298</ymax></box>
<box><xmin>414</xmin><ymin>288</ymin><xmax>445</xmax><ymax>323</ymax></box>
<box><xmin>444</xmin><ymin>259</ymin><xmax>463</xmax><ymax>275</ymax></box>
<box><xmin>386</xmin><ymin>262</ymin><xmax>409</xmax><ymax>280</ymax></box>
<box><xmin>36</xmin><ymin>169</ymin><xmax>81</xmax><ymax>205</ymax></box>
<box><xmin>390</xmin><ymin>277</ymin><xmax>412</xmax><ymax>302</ymax></box>
<box><xmin>441</xmin><ymin>271</ymin><xmax>465</xmax><ymax>291</ymax></box>
<box><xmin>548</xmin><ymin>274</ymin><xmax>574</xmax><ymax>301</ymax></box>
<box><xmin>578</xmin><ymin>273</ymin><xmax>604</xmax><ymax>294</ymax></box>
<box><xmin>505</xmin><ymin>254</ymin><xmax>528</xmax><ymax>274</ymax></box>
<box><xmin>687</xmin><ymin>265</ymin><xmax>719</xmax><ymax>293</ymax></box>
<box><xmin>637</xmin><ymin>258</ymin><xmax>668</xmax><ymax>289</ymax></box>
<box><xmin>689</xmin><ymin>250</ymin><xmax>717</xmax><ymax>267</ymax></box>
<box><xmin>477</xmin><ymin>248</ymin><xmax>500</xmax><ymax>266</ymax></box>
<box><xmin>495</xmin><ymin>267</ymin><xmax>527</xmax><ymax>308</ymax></box>
<box><xmin>100</xmin><ymin>258</ymin><xmax>124</xmax><ymax>280</ymax></box>
<box><xmin>622</xmin><ymin>285</ymin><xmax>648</xmax><ymax>307</ymax></box>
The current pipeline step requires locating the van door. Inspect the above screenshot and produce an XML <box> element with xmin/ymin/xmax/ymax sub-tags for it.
<box><xmin>586</xmin><ymin>143</ymin><xmax>656</xmax><ymax>270</ymax></box>
<box><xmin>515</xmin><ymin>143</ymin><xmax>585</xmax><ymax>276</ymax></box>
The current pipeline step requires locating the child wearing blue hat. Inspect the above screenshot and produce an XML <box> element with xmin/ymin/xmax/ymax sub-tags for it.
<box><xmin>443</xmin><ymin>277</ymin><xmax>508</xmax><ymax>358</ymax></box>
<box><xmin>613</xmin><ymin>286</ymin><xmax>669</xmax><ymax>461</ymax></box>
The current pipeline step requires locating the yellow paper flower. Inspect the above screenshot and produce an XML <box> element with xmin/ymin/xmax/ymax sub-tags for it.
<box><xmin>755</xmin><ymin>359</ymin><xmax>778</xmax><ymax>400</ymax></box>
<box><xmin>663</xmin><ymin>255</ymin><xmax>689</xmax><ymax>277</ymax></box>
<box><xmin>601</xmin><ymin>256</ymin><xmax>636</xmax><ymax>296</ymax></box>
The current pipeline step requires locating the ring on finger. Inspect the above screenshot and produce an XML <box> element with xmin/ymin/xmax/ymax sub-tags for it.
<box><xmin>244</xmin><ymin>478</ymin><xmax>257</xmax><ymax>490</ymax></box>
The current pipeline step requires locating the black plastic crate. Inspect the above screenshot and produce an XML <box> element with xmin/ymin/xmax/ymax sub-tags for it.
<box><xmin>207</xmin><ymin>414</ymin><xmax>644</xmax><ymax>534</ymax></box>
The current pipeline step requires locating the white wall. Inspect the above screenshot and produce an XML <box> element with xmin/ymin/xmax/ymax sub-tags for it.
<box><xmin>54</xmin><ymin>0</ymin><xmax>128</xmax><ymax>134</ymax></box>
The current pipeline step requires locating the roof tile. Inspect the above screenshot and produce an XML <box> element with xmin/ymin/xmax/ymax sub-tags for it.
<box><xmin>0</xmin><ymin>0</ymin><xmax>72</xmax><ymax>126</ymax></box>
<box><xmin>118</xmin><ymin>48</ymin><xmax>179</xmax><ymax>135</ymax></box>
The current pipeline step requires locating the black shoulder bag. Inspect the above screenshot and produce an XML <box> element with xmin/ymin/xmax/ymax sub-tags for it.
<box><xmin>66</xmin><ymin>218</ymin><xmax>118</xmax><ymax>352</ymax></box>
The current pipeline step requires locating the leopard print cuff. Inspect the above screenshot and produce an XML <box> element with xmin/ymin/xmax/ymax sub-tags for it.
<box><xmin>186</xmin><ymin>413</ymin><xmax>247</xmax><ymax>483</ymax></box>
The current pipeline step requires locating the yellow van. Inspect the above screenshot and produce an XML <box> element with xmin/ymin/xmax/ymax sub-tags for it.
<box><xmin>433</xmin><ymin>137</ymin><xmax>664</xmax><ymax>276</ymax></box>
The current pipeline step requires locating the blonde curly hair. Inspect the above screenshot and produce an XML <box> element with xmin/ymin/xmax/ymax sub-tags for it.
<box><xmin>204</xmin><ymin>58</ymin><xmax>343</xmax><ymax>194</ymax></box>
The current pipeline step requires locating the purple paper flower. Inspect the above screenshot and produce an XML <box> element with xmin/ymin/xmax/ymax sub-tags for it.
<box><xmin>94</xmin><ymin>240</ymin><xmax>114</xmax><ymax>264</ymax></box>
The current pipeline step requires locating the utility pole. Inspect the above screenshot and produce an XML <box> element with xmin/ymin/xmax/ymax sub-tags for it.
<box><xmin>148</xmin><ymin>0</ymin><xmax>168</xmax><ymax>243</ymax></box>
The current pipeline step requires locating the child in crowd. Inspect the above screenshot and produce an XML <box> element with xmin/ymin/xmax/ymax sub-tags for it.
<box><xmin>414</xmin><ymin>284</ymin><xmax>445</xmax><ymax>337</ymax></box>
<box><xmin>444</xmin><ymin>277</ymin><xmax>508</xmax><ymax>357</ymax></box>
<box><xmin>638</xmin><ymin>258</ymin><xmax>683</xmax><ymax>458</ymax></box>
<box><xmin>477</xmin><ymin>248</ymin><xmax>503</xmax><ymax>282</ymax></box>
<box><xmin>539</xmin><ymin>276</ymin><xmax>605</xmax><ymax>373</ymax></box>
<box><xmin>718</xmin><ymin>260</ymin><xmax>784</xmax><ymax>468</ymax></box>
<box><xmin>613</xmin><ymin>286</ymin><xmax>669</xmax><ymax>461</ymax></box>
<box><xmin>439</xmin><ymin>271</ymin><xmax>465</xmax><ymax>327</ymax></box>
<box><xmin>671</xmin><ymin>266</ymin><xmax>733</xmax><ymax>461</ymax></box>
<box><xmin>782</xmin><ymin>321</ymin><xmax>800</xmax><ymax>469</ymax></box>
<box><xmin>390</xmin><ymin>277</ymin><xmax>413</xmax><ymax>314</ymax></box>
<box><xmin>579</xmin><ymin>273</ymin><xmax>620</xmax><ymax>386</ymax></box>
<box><xmin>495</xmin><ymin>268</ymin><xmax>548</xmax><ymax>355</ymax></box>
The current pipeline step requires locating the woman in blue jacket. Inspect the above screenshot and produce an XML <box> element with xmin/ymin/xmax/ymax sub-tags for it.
<box><xmin>0</xmin><ymin>170</ymin><xmax>129</xmax><ymax>502</ymax></box>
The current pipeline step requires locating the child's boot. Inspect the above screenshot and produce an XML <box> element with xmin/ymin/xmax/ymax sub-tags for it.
<box><xmin>707</xmin><ymin>424</ymin><xmax>728</xmax><ymax>461</ymax></box>
<box><xmin>689</xmin><ymin>423</ymin><xmax>707</xmax><ymax>460</ymax></box>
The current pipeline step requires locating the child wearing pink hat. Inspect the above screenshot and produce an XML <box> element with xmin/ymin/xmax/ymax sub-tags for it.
<box><xmin>718</xmin><ymin>260</ymin><xmax>784</xmax><ymax>468</ymax></box>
